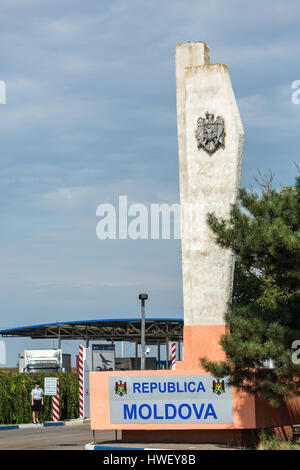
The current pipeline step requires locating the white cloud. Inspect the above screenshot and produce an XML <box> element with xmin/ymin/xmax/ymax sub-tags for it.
<box><xmin>42</xmin><ymin>186</ymin><xmax>100</xmax><ymax>210</ymax></box>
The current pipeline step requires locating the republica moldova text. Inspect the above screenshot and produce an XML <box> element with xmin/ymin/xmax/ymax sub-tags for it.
<box><xmin>121</xmin><ymin>380</ymin><xmax>219</xmax><ymax>422</ymax></box>
<box><xmin>132</xmin><ymin>380</ymin><xmax>206</xmax><ymax>394</ymax></box>
<box><xmin>123</xmin><ymin>402</ymin><xmax>217</xmax><ymax>420</ymax></box>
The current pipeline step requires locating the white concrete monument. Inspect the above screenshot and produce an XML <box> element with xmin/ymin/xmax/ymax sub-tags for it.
<box><xmin>176</xmin><ymin>42</ymin><xmax>244</xmax><ymax>329</ymax></box>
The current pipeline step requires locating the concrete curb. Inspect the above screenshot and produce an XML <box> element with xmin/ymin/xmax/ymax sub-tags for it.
<box><xmin>85</xmin><ymin>442</ymin><xmax>167</xmax><ymax>450</ymax></box>
<box><xmin>86</xmin><ymin>443</ymin><xmax>145</xmax><ymax>450</ymax></box>
<box><xmin>19</xmin><ymin>423</ymin><xmax>43</xmax><ymax>429</ymax></box>
<box><xmin>0</xmin><ymin>418</ymin><xmax>90</xmax><ymax>431</ymax></box>
<box><xmin>0</xmin><ymin>425</ymin><xmax>19</xmax><ymax>431</ymax></box>
<box><xmin>64</xmin><ymin>418</ymin><xmax>90</xmax><ymax>426</ymax></box>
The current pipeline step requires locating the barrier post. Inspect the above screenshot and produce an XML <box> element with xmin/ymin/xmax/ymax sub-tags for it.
<box><xmin>79</xmin><ymin>344</ymin><xmax>84</xmax><ymax>418</ymax></box>
<box><xmin>171</xmin><ymin>342</ymin><xmax>176</xmax><ymax>370</ymax></box>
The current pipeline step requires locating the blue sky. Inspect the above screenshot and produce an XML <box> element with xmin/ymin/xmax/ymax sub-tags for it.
<box><xmin>0</xmin><ymin>0</ymin><xmax>299</xmax><ymax>365</ymax></box>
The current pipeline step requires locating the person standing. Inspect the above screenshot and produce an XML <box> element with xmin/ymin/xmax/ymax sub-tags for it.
<box><xmin>31</xmin><ymin>381</ymin><xmax>44</xmax><ymax>424</ymax></box>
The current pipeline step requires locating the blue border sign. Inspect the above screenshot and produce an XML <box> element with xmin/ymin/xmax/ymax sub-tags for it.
<box><xmin>109</xmin><ymin>374</ymin><xmax>233</xmax><ymax>424</ymax></box>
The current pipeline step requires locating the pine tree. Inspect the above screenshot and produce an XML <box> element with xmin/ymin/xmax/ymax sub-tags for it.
<box><xmin>200</xmin><ymin>176</ymin><xmax>300</xmax><ymax>407</ymax></box>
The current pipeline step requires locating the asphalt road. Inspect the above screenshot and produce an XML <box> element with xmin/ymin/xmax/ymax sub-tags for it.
<box><xmin>0</xmin><ymin>423</ymin><xmax>106</xmax><ymax>450</ymax></box>
<box><xmin>0</xmin><ymin>423</ymin><xmax>242</xmax><ymax>450</ymax></box>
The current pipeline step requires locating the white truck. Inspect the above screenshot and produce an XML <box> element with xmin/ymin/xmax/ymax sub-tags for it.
<box><xmin>19</xmin><ymin>349</ymin><xmax>67</xmax><ymax>373</ymax></box>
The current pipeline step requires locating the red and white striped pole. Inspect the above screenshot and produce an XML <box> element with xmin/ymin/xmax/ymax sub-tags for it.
<box><xmin>78</xmin><ymin>344</ymin><xmax>84</xmax><ymax>418</ymax></box>
<box><xmin>170</xmin><ymin>342</ymin><xmax>176</xmax><ymax>370</ymax></box>
<box><xmin>52</xmin><ymin>379</ymin><xmax>60</xmax><ymax>422</ymax></box>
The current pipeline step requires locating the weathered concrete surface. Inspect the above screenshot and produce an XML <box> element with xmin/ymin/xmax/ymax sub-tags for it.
<box><xmin>176</xmin><ymin>43</ymin><xmax>244</xmax><ymax>326</ymax></box>
<box><xmin>175</xmin><ymin>41</ymin><xmax>210</xmax><ymax>204</ymax></box>
<box><xmin>175</xmin><ymin>42</ymin><xmax>210</xmax><ymax>325</ymax></box>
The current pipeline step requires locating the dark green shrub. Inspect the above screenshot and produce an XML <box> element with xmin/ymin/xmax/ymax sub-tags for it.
<box><xmin>0</xmin><ymin>371</ymin><xmax>79</xmax><ymax>424</ymax></box>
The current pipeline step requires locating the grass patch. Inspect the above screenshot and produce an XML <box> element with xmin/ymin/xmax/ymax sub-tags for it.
<box><xmin>257</xmin><ymin>428</ymin><xmax>300</xmax><ymax>450</ymax></box>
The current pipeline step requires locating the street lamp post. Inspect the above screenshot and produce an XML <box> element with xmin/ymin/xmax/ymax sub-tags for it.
<box><xmin>139</xmin><ymin>293</ymin><xmax>148</xmax><ymax>370</ymax></box>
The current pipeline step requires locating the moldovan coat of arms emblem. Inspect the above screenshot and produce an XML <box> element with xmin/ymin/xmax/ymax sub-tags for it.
<box><xmin>115</xmin><ymin>380</ymin><xmax>127</xmax><ymax>397</ymax></box>
<box><xmin>195</xmin><ymin>112</ymin><xmax>225</xmax><ymax>154</ymax></box>
<box><xmin>212</xmin><ymin>379</ymin><xmax>226</xmax><ymax>395</ymax></box>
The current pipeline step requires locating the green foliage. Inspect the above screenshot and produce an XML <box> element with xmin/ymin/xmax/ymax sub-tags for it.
<box><xmin>201</xmin><ymin>176</ymin><xmax>300</xmax><ymax>407</ymax></box>
<box><xmin>256</xmin><ymin>276</ymin><xmax>291</xmax><ymax>310</ymax></box>
<box><xmin>231</xmin><ymin>260</ymin><xmax>264</xmax><ymax>304</ymax></box>
<box><xmin>0</xmin><ymin>371</ymin><xmax>79</xmax><ymax>424</ymax></box>
<box><xmin>257</xmin><ymin>428</ymin><xmax>300</xmax><ymax>450</ymax></box>
<box><xmin>207</xmin><ymin>176</ymin><xmax>300</xmax><ymax>292</ymax></box>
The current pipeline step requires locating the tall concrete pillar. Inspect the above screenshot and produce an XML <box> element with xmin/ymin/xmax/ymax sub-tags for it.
<box><xmin>176</xmin><ymin>42</ymin><xmax>244</xmax><ymax>369</ymax></box>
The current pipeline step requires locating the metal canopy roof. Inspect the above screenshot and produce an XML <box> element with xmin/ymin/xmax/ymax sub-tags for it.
<box><xmin>0</xmin><ymin>318</ymin><xmax>183</xmax><ymax>344</ymax></box>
